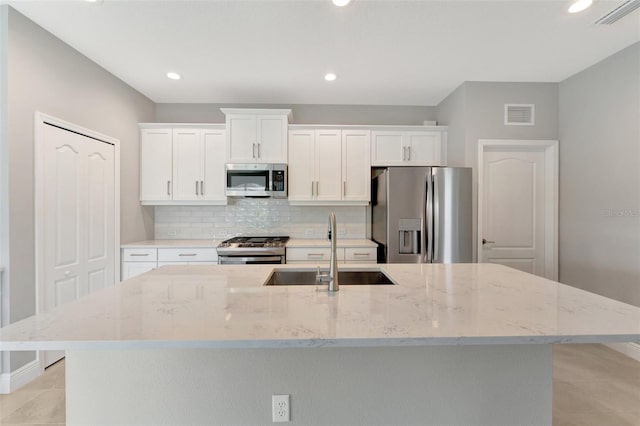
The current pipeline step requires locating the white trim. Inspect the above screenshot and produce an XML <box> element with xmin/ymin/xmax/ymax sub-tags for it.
<box><xmin>605</xmin><ymin>342</ymin><xmax>640</xmax><ymax>363</ymax></box>
<box><xmin>34</xmin><ymin>112</ymin><xmax>121</xmax><ymax>366</ymax></box>
<box><xmin>0</xmin><ymin>359</ymin><xmax>43</xmax><ymax>394</ymax></box>
<box><xmin>477</xmin><ymin>139</ymin><xmax>559</xmax><ymax>280</ymax></box>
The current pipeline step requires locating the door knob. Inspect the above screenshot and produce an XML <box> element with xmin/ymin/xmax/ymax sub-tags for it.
<box><xmin>482</xmin><ymin>238</ymin><xmax>496</xmax><ymax>245</ymax></box>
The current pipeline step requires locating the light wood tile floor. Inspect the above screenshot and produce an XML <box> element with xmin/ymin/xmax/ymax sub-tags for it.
<box><xmin>1</xmin><ymin>344</ymin><xmax>638</xmax><ymax>425</ymax></box>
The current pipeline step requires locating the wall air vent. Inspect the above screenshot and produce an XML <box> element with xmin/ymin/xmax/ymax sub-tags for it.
<box><xmin>504</xmin><ymin>104</ymin><xmax>535</xmax><ymax>126</ymax></box>
<box><xmin>595</xmin><ymin>0</ymin><xmax>640</xmax><ymax>24</ymax></box>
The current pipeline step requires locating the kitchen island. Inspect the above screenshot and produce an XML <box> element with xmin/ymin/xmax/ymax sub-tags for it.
<box><xmin>1</xmin><ymin>263</ymin><xmax>639</xmax><ymax>425</ymax></box>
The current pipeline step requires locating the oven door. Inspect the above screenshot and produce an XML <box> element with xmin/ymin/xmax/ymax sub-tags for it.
<box><xmin>226</xmin><ymin>164</ymin><xmax>271</xmax><ymax>197</ymax></box>
<box><xmin>218</xmin><ymin>256</ymin><xmax>284</xmax><ymax>265</ymax></box>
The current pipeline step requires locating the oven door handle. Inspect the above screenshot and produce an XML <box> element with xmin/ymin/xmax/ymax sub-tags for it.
<box><xmin>218</xmin><ymin>256</ymin><xmax>284</xmax><ymax>265</ymax></box>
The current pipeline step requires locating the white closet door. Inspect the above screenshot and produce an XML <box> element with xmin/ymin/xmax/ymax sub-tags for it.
<box><xmin>42</xmin><ymin>123</ymin><xmax>115</xmax><ymax>366</ymax></box>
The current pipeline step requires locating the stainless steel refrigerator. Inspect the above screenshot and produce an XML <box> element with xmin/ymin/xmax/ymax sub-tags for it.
<box><xmin>371</xmin><ymin>167</ymin><xmax>472</xmax><ymax>263</ymax></box>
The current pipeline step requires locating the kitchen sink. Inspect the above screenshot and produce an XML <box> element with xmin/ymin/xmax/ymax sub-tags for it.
<box><xmin>264</xmin><ymin>268</ymin><xmax>395</xmax><ymax>286</ymax></box>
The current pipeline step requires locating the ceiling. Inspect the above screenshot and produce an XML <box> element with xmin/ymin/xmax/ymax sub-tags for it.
<box><xmin>6</xmin><ymin>0</ymin><xmax>640</xmax><ymax>106</ymax></box>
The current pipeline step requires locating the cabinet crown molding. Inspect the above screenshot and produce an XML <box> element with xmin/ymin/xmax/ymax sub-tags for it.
<box><xmin>220</xmin><ymin>108</ymin><xmax>293</xmax><ymax>120</ymax></box>
<box><xmin>139</xmin><ymin>123</ymin><xmax>225</xmax><ymax>129</ymax></box>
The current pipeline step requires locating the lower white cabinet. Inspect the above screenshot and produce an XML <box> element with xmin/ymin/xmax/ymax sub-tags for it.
<box><xmin>121</xmin><ymin>247</ymin><xmax>218</xmax><ymax>280</ymax></box>
<box><xmin>286</xmin><ymin>246</ymin><xmax>376</xmax><ymax>264</ymax></box>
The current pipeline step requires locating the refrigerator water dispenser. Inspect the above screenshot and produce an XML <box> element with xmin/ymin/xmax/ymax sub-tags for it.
<box><xmin>398</xmin><ymin>219</ymin><xmax>421</xmax><ymax>254</ymax></box>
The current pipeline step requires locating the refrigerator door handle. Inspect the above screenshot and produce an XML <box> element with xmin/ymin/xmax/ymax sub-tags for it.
<box><xmin>425</xmin><ymin>172</ymin><xmax>434</xmax><ymax>262</ymax></box>
<box><xmin>433</xmin><ymin>172</ymin><xmax>440</xmax><ymax>263</ymax></box>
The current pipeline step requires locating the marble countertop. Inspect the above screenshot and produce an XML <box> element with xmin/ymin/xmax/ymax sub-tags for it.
<box><xmin>1</xmin><ymin>263</ymin><xmax>639</xmax><ymax>351</ymax></box>
<box><xmin>121</xmin><ymin>238</ymin><xmax>376</xmax><ymax>249</ymax></box>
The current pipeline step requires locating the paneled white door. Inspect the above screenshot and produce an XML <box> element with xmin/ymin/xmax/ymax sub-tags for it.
<box><xmin>42</xmin><ymin>123</ymin><xmax>115</xmax><ymax>366</ymax></box>
<box><xmin>480</xmin><ymin>149</ymin><xmax>546</xmax><ymax>276</ymax></box>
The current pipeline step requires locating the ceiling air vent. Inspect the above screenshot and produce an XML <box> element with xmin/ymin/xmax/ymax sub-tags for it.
<box><xmin>504</xmin><ymin>104</ymin><xmax>535</xmax><ymax>126</ymax></box>
<box><xmin>595</xmin><ymin>0</ymin><xmax>640</xmax><ymax>24</ymax></box>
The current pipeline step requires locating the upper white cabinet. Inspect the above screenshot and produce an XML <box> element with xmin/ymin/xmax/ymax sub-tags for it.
<box><xmin>371</xmin><ymin>129</ymin><xmax>446</xmax><ymax>166</ymax></box>
<box><xmin>139</xmin><ymin>124</ymin><xmax>227</xmax><ymax>205</ymax></box>
<box><xmin>221</xmin><ymin>108</ymin><xmax>291</xmax><ymax>163</ymax></box>
<box><xmin>288</xmin><ymin>127</ymin><xmax>370</xmax><ymax>205</ymax></box>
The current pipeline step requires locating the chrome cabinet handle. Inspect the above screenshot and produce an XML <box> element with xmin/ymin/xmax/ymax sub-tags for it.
<box><xmin>343</xmin><ymin>181</ymin><xmax>346</xmax><ymax>197</ymax></box>
<box><xmin>195</xmin><ymin>181</ymin><xmax>199</xmax><ymax>195</ymax></box>
<box><xmin>130</xmin><ymin>253</ymin><xmax>149</xmax><ymax>257</ymax></box>
<box><xmin>353</xmin><ymin>253</ymin><xmax>370</xmax><ymax>256</ymax></box>
<box><xmin>307</xmin><ymin>253</ymin><xmax>325</xmax><ymax>258</ymax></box>
<box><xmin>178</xmin><ymin>253</ymin><xmax>197</xmax><ymax>257</ymax></box>
<box><xmin>402</xmin><ymin>146</ymin><xmax>406</xmax><ymax>161</ymax></box>
<box><xmin>200</xmin><ymin>180</ymin><xmax>204</xmax><ymax>195</ymax></box>
<box><xmin>482</xmin><ymin>238</ymin><xmax>496</xmax><ymax>245</ymax></box>
<box><xmin>252</xmin><ymin>143</ymin><xmax>256</xmax><ymax>159</ymax></box>
<box><xmin>311</xmin><ymin>182</ymin><xmax>314</xmax><ymax>197</ymax></box>
<box><xmin>257</xmin><ymin>143</ymin><xmax>261</xmax><ymax>159</ymax></box>
<box><xmin>167</xmin><ymin>180</ymin><xmax>171</xmax><ymax>196</ymax></box>
<box><xmin>408</xmin><ymin>146</ymin><xmax>411</xmax><ymax>161</ymax></box>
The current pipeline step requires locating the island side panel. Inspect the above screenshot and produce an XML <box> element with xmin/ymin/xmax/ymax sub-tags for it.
<box><xmin>66</xmin><ymin>345</ymin><xmax>552</xmax><ymax>426</ymax></box>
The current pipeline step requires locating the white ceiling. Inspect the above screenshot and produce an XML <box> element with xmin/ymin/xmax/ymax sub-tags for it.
<box><xmin>6</xmin><ymin>0</ymin><xmax>640</xmax><ymax>105</ymax></box>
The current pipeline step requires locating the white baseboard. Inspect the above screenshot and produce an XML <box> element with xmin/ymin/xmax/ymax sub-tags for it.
<box><xmin>605</xmin><ymin>342</ymin><xmax>640</xmax><ymax>363</ymax></box>
<box><xmin>0</xmin><ymin>359</ymin><xmax>43</xmax><ymax>394</ymax></box>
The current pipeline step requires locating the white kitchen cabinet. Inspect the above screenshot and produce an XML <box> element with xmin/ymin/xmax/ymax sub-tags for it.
<box><xmin>121</xmin><ymin>248</ymin><xmax>158</xmax><ymax>280</ymax></box>
<box><xmin>140</xmin><ymin>128</ymin><xmax>173</xmax><ymax>201</ymax></box>
<box><xmin>371</xmin><ymin>129</ymin><xmax>444</xmax><ymax>166</ymax></box>
<box><xmin>121</xmin><ymin>246</ymin><xmax>217</xmax><ymax>280</ymax></box>
<box><xmin>288</xmin><ymin>127</ymin><xmax>370</xmax><ymax>205</ymax></box>
<box><xmin>286</xmin><ymin>246</ymin><xmax>376</xmax><ymax>265</ymax></box>
<box><xmin>221</xmin><ymin>109</ymin><xmax>291</xmax><ymax>163</ymax></box>
<box><xmin>139</xmin><ymin>124</ymin><xmax>226</xmax><ymax>205</ymax></box>
<box><xmin>342</xmin><ymin>130</ymin><xmax>371</xmax><ymax>202</ymax></box>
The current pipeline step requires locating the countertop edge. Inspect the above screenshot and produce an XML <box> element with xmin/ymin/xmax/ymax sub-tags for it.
<box><xmin>3</xmin><ymin>335</ymin><xmax>639</xmax><ymax>352</ymax></box>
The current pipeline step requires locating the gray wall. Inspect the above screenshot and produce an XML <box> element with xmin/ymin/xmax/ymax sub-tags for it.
<box><xmin>3</xmin><ymin>7</ymin><xmax>155</xmax><ymax>372</ymax></box>
<box><xmin>436</xmin><ymin>82</ymin><xmax>559</xmax><ymax>261</ymax></box>
<box><xmin>156</xmin><ymin>103</ymin><xmax>436</xmax><ymax>125</ymax></box>
<box><xmin>559</xmin><ymin>42</ymin><xmax>640</xmax><ymax>307</ymax></box>
<box><xmin>436</xmin><ymin>83</ymin><xmax>467</xmax><ymax>167</ymax></box>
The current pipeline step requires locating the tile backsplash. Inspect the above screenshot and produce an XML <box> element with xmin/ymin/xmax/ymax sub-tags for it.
<box><xmin>154</xmin><ymin>199</ymin><xmax>368</xmax><ymax>240</ymax></box>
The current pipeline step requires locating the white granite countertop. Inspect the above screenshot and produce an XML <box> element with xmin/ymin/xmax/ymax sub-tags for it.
<box><xmin>1</xmin><ymin>263</ymin><xmax>639</xmax><ymax>351</ymax></box>
<box><xmin>121</xmin><ymin>238</ymin><xmax>376</xmax><ymax>249</ymax></box>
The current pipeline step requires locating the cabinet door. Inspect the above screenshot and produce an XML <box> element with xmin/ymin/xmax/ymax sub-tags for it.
<box><xmin>172</xmin><ymin>129</ymin><xmax>203</xmax><ymax>201</ymax></box>
<box><xmin>256</xmin><ymin>115</ymin><xmax>287</xmax><ymax>163</ymax></box>
<box><xmin>342</xmin><ymin>130</ymin><xmax>371</xmax><ymax>202</ymax></box>
<box><xmin>140</xmin><ymin>129</ymin><xmax>173</xmax><ymax>201</ymax></box>
<box><xmin>405</xmin><ymin>132</ymin><xmax>442</xmax><ymax>165</ymax></box>
<box><xmin>288</xmin><ymin>130</ymin><xmax>315</xmax><ymax>201</ymax></box>
<box><xmin>371</xmin><ymin>131</ymin><xmax>404</xmax><ymax>166</ymax></box>
<box><xmin>202</xmin><ymin>129</ymin><xmax>227</xmax><ymax>201</ymax></box>
<box><xmin>315</xmin><ymin>130</ymin><xmax>342</xmax><ymax>201</ymax></box>
<box><xmin>122</xmin><ymin>262</ymin><xmax>157</xmax><ymax>280</ymax></box>
<box><xmin>227</xmin><ymin>114</ymin><xmax>257</xmax><ymax>162</ymax></box>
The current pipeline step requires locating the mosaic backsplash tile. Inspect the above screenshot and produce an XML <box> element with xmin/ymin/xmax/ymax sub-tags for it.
<box><xmin>154</xmin><ymin>199</ymin><xmax>368</xmax><ymax>240</ymax></box>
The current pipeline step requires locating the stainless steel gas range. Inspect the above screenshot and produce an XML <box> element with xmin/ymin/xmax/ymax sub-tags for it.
<box><xmin>216</xmin><ymin>236</ymin><xmax>290</xmax><ymax>265</ymax></box>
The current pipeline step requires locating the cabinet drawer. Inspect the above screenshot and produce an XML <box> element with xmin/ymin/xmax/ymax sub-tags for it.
<box><xmin>286</xmin><ymin>247</ymin><xmax>345</xmax><ymax>262</ymax></box>
<box><xmin>122</xmin><ymin>248</ymin><xmax>158</xmax><ymax>262</ymax></box>
<box><xmin>344</xmin><ymin>247</ymin><xmax>377</xmax><ymax>262</ymax></box>
<box><xmin>158</xmin><ymin>248</ymin><xmax>217</xmax><ymax>262</ymax></box>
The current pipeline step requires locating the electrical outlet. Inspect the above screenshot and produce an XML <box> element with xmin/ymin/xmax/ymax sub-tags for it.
<box><xmin>272</xmin><ymin>394</ymin><xmax>290</xmax><ymax>423</ymax></box>
<box><xmin>167</xmin><ymin>230</ymin><xmax>177</xmax><ymax>236</ymax></box>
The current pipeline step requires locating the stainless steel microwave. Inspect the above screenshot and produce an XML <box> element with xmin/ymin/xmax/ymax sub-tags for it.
<box><xmin>225</xmin><ymin>163</ymin><xmax>287</xmax><ymax>198</ymax></box>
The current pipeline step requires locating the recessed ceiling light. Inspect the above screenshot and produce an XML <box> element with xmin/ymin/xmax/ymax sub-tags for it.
<box><xmin>166</xmin><ymin>72</ymin><xmax>181</xmax><ymax>80</ymax></box>
<box><xmin>568</xmin><ymin>0</ymin><xmax>593</xmax><ymax>13</ymax></box>
<box><xmin>332</xmin><ymin>0</ymin><xmax>352</xmax><ymax>6</ymax></box>
<box><xmin>324</xmin><ymin>73</ymin><xmax>337</xmax><ymax>81</ymax></box>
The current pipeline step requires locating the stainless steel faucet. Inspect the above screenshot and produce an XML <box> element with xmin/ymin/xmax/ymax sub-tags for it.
<box><xmin>317</xmin><ymin>212</ymin><xmax>339</xmax><ymax>291</ymax></box>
